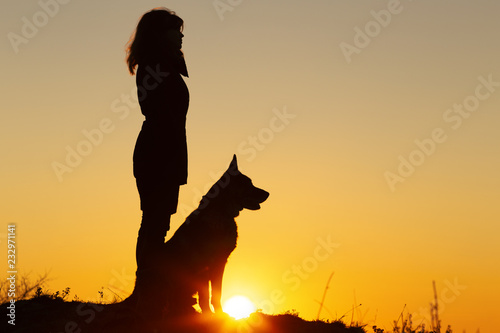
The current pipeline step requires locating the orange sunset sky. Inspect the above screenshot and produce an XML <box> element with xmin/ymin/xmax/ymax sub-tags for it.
<box><xmin>1</xmin><ymin>1</ymin><xmax>500</xmax><ymax>332</ymax></box>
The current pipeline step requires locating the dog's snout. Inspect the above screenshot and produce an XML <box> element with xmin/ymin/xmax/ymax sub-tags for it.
<box><xmin>256</xmin><ymin>188</ymin><xmax>269</xmax><ymax>203</ymax></box>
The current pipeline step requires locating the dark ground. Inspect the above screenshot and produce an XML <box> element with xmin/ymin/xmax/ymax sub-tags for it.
<box><xmin>2</xmin><ymin>297</ymin><xmax>366</xmax><ymax>333</ymax></box>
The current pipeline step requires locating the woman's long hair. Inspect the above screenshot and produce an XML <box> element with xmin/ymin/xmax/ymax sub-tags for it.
<box><xmin>126</xmin><ymin>8</ymin><xmax>184</xmax><ymax>75</ymax></box>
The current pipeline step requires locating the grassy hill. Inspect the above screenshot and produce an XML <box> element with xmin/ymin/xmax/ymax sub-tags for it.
<box><xmin>1</xmin><ymin>295</ymin><xmax>365</xmax><ymax>333</ymax></box>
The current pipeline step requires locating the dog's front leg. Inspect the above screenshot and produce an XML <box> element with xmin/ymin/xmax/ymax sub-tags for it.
<box><xmin>209</xmin><ymin>260</ymin><xmax>227</xmax><ymax>313</ymax></box>
<box><xmin>197</xmin><ymin>273</ymin><xmax>212</xmax><ymax>313</ymax></box>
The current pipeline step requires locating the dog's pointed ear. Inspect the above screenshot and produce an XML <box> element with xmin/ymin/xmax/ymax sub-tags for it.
<box><xmin>229</xmin><ymin>154</ymin><xmax>238</xmax><ymax>170</ymax></box>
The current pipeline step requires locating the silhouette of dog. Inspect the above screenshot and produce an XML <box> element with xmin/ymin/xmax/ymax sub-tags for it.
<box><xmin>165</xmin><ymin>155</ymin><xmax>269</xmax><ymax>315</ymax></box>
<box><xmin>128</xmin><ymin>155</ymin><xmax>269</xmax><ymax>318</ymax></box>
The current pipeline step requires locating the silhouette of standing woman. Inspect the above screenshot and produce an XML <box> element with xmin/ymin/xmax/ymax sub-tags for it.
<box><xmin>126</xmin><ymin>8</ymin><xmax>189</xmax><ymax>273</ymax></box>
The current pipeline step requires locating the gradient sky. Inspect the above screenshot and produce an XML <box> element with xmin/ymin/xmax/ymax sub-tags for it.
<box><xmin>2</xmin><ymin>1</ymin><xmax>499</xmax><ymax>332</ymax></box>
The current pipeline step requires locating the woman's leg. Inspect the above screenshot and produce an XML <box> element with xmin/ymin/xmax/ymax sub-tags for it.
<box><xmin>136</xmin><ymin>208</ymin><xmax>171</xmax><ymax>269</ymax></box>
<box><xmin>133</xmin><ymin>179</ymin><xmax>180</xmax><ymax>319</ymax></box>
<box><xmin>135</xmin><ymin>179</ymin><xmax>179</xmax><ymax>268</ymax></box>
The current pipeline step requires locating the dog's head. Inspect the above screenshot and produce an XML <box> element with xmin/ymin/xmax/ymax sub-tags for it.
<box><xmin>228</xmin><ymin>155</ymin><xmax>269</xmax><ymax>211</ymax></box>
<box><xmin>203</xmin><ymin>155</ymin><xmax>269</xmax><ymax>216</ymax></box>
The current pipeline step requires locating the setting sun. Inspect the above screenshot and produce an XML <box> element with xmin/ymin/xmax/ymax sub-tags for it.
<box><xmin>222</xmin><ymin>295</ymin><xmax>257</xmax><ymax>320</ymax></box>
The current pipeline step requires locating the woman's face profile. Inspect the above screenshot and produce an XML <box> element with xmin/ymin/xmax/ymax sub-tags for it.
<box><xmin>164</xmin><ymin>28</ymin><xmax>184</xmax><ymax>51</ymax></box>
